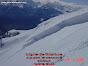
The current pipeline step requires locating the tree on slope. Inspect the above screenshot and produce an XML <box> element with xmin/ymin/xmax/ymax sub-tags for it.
<box><xmin>0</xmin><ymin>37</ymin><xmax>4</xmax><ymax>48</ymax></box>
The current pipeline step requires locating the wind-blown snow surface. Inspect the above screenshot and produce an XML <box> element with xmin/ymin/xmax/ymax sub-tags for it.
<box><xmin>0</xmin><ymin>7</ymin><xmax>88</xmax><ymax>66</ymax></box>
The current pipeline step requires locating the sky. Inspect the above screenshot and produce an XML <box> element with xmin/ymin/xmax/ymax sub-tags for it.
<box><xmin>60</xmin><ymin>0</ymin><xmax>88</xmax><ymax>5</ymax></box>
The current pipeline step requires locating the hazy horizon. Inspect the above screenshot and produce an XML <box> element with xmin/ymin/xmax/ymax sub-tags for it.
<box><xmin>60</xmin><ymin>0</ymin><xmax>88</xmax><ymax>5</ymax></box>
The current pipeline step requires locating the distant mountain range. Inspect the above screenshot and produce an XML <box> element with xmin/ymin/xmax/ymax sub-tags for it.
<box><xmin>0</xmin><ymin>0</ymin><xmax>83</xmax><ymax>35</ymax></box>
<box><xmin>60</xmin><ymin>0</ymin><xmax>88</xmax><ymax>5</ymax></box>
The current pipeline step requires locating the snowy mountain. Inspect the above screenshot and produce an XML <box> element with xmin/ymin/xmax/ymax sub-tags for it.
<box><xmin>0</xmin><ymin>0</ymin><xmax>82</xmax><ymax>12</ymax></box>
<box><xmin>0</xmin><ymin>7</ymin><xmax>88</xmax><ymax>66</ymax></box>
<box><xmin>60</xmin><ymin>0</ymin><xmax>88</xmax><ymax>5</ymax></box>
<box><xmin>0</xmin><ymin>0</ymin><xmax>84</xmax><ymax>36</ymax></box>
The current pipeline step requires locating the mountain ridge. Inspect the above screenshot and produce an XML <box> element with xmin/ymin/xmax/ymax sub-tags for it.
<box><xmin>0</xmin><ymin>7</ymin><xmax>88</xmax><ymax>66</ymax></box>
<box><xmin>0</xmin><ymin>0</ymin><xmax>82</xmax><ymax>36</ymax></box>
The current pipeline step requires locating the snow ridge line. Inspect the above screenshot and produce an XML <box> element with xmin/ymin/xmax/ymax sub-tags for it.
<box><xmin>22</xmin><ymin>12</ymin><xmax>88</xmax><ymax>49</ymax></box>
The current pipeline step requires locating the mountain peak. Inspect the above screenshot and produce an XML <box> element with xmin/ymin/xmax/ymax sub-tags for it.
<box><xmin>32</xmin><ymin>0</ymin><xmax>59</xmax><ymax>3</ymax></box>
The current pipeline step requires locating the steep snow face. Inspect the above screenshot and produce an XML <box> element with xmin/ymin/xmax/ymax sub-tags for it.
<box><xmin>0</xmin><ymin>7</ymin><xmax>88</xmax><ymax>66</ymax></box>
<box><xmin>1</xmin><ymin>22</ymin><xmax>88</xmax><ymax>66</ymax></box>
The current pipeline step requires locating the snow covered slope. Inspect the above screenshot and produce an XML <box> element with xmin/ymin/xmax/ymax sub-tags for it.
<box><xmin>0</xmin><ymin>7</ymin><xmax>88</xmax><ymax>66</ymax></box>
<box><xmin>6</xmin><ymin>29</ymin><xmax>27</xmax><ymax>37</ymax></box>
